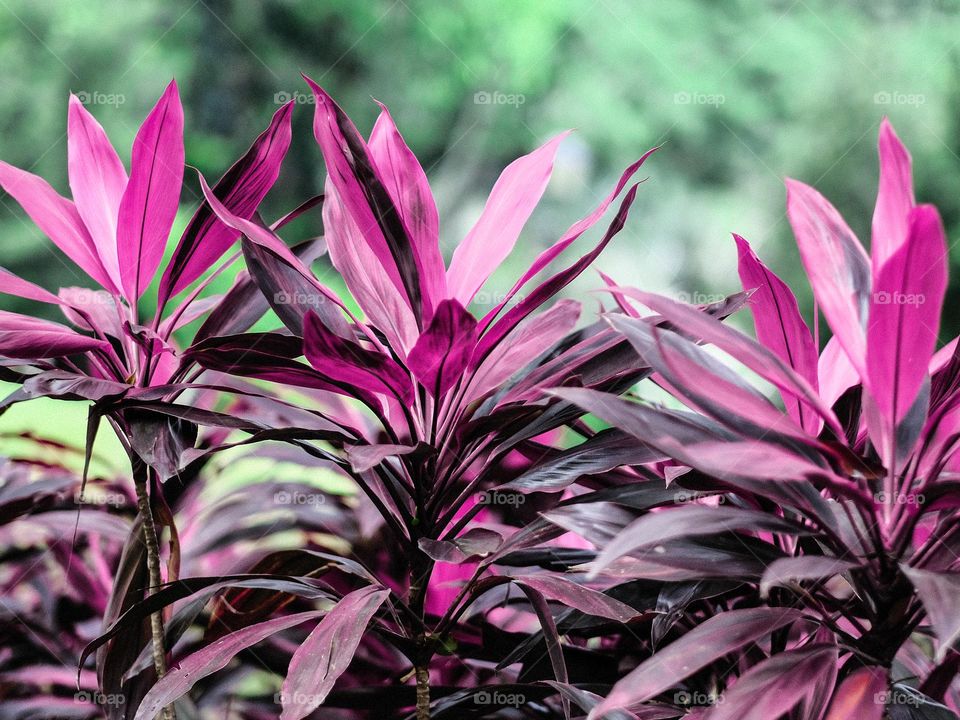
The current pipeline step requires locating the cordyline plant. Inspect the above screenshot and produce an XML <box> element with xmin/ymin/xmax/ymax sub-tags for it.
<box><xmin>552</xmin><ymin>119</ymin><xmax>960</xmax><ymax>719</ymax></box>
<box><xmin>0</xmin><ymin>80</ymin><xmax>322</xmax><ymax>719</ymax></box>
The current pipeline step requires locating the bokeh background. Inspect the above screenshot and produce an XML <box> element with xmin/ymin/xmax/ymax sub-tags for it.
<box><xmin>1</xmin><ymin>0</ymin><xmax>960</xmax><ymax>371</ymax></box>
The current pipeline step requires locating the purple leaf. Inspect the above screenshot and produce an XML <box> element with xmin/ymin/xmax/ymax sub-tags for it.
<box><xmin>872</xmin><ymin>118</ymin><xmax>915</xmax><ymax>275</ymax></box>
<box><xmin>346</xmin><ymin>443</ymin><xmax>418</xmax><ymax>473</ymax></box>
<box><xmin>587</xmin><ymin>504</ymin><xmax>804</xmax><ymax>577</ymax></box>
<box><xmin>613</xmin><ymin>290</ymin><xmax>843</xmax><ymax>438</ymax></box>
<box><xmin>133</xmin><ymin>611</ymin><xmax>323</xmax><ymax>720</ymax></box>
<box><xmin>735</xmin><ymin>234</ymin><xmax>819</xmax><ymax>433</ymax></box>
<box><xmin>303</xmin><ymin>311</ymin><xmax>414</xmax><ymax>404</ymax></box>
<box><xmin>866</xmin><ymin>205</ymin><xmax>947</xmax><ymax>460</ymax></box>
<box><xmin>447</xmin><ymin>132</ymin><xmax>568</xmax><ymax>304</ymax></box>
<box><xmin>518</xmin><ymin>584</ymin><xmax>571</xmax><ymax>720</ymax></box>
<box><xmin>368</xmin><ymin>103</ymin><xmax>446</xmax><ymax>310</ymax></box>
<box><xmin>824</xmin><ymin>667</ymin><xmax>886</xmax><ymax>720</ymax></box>
<box><xmin>0</xmin><ymin>161</ymin><xmax>115</xmax><ymax>293</ymax></box>
<box><xmin>759</xmin><ymin>556</ymin><xmax>857</xmax><ymax>598</ymax></box>
<box><xmin>280</xmin><ymin>586</ymin><xmax>389</xmax><ymax>720</ymax></box>
<box><xmin>0</xmin><ymin>267</ymin><xmax>65</xmax><ymax>305</ymax></box>
<box><xmin>901</xmin><ymin>565</ymin><xmax>960</xmax><ymax>661</ymax></box>
<box><xmin>303</xmin><ymin>76</ymin><xmax>424</xmax><ymax>320</ymax></box>
<box><xmin>406</xmin><ymin>299</ymin><xmax>477</xmax><ymax>397</ymax></box>
<box><xmin>785</xmin><ymin>177</ymin><xmax>871</xmax><ymax>377</ymax></box>
<box><xmin>818</xmin><ymin>335</ymin><xmax>860</xmax><ymax>408</ymax></box>
<box><xmin>67</xmin><ymin>94</ymin><xmax>127</xmax><ymax>291</ymax></box>
<box><xmin>705</xmin><ymin>644</ymin><xmax>837</xmax><ymax>720</ymax></box>
<box><xmin>117</xmin><ymin>80</ymin><xmax>184</xmax><ymax>300</ymax></box>
<box><xmin>159</xmin><ymin>101</ymin><xmax>293</xmax><ymax>303</ymax></box>
<box><xmin>513</xmin><ymin>575</ymin><xmax>638</xmax><ymax>623</ymax></box>
<box><xmin>0</xmin><ymin>311</ymin><xmax>109</xmax><ymax>358</ymax></box>
<box><xmin>587</xmin><ymin>607</ymin><xmax>804</xmax><ymax>718</ymax></box>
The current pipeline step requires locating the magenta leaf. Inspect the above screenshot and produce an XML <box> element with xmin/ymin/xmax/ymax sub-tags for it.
<box><xmin>446</xmin><ymin>132</ymin><xmax>568</xmax><ymax>305</ymax></box>
<box><xmin>824</xmin><ymin>667</ymin><xmax>887</xmax><ymax>720</ymax></box>
<box><xmin>587</xmin><ymin>607</ymin><xmax>804</xmax><ymax>718</ymax></box>
<box><xmin>872</xmin><ymin>117</ymin><xmax>915</xmax><ymax>275</ymax></box>
<box><xmin>303</xmin><ymin>75</ymin><xmax>424</xmax><ymax>321</ymax></box>
<box><xmin>280</xmin><ymin>586</ymin><xmax>389</xmax><ymax>720</ymax></box>
<box><xmin>133</xmin><ymin>611</ymin><xmax>323</xmax><ymax>720</ymax></box>
<box><xmin>785</xmin><ymin>177</ymin><xmax>871</xmax><ymax>377</ymax></box>
<box><xmin>158</xmin><ymin>100</ymin><xmax>294</xmax><ymax>304</ymax></box>
<box><xmin>0</xmin><ymin>311</ymin><xmax>110</xmax><ymax>357</ymax></box>
<box><xmin>303</xmin><ymin>311</ymin><xmax>414</xmax><ymax>404</ymax></box>
<box><xmin>735</xmin><ymin>233</ymin><xmax>819</xmax><ymax>433</ymax></box>
<box><xmin>368</xmin><ymin>102</ymin><xmax>447</xmax><ymax>310</ymax></box>
<box><xmin>706</xmin><ymin>644</ymin><xmax>837</xmax><ymax>720</ymax></box>
<box><xmin>0</xmin><ymin>161</ymin><xmax>115</xmax><ymax>292</ymax></box>
<box><xmin>406</xmin><ymin>299</ymin><xmax>477</xmax><ymax>397</ymax></box>
<box><xmin>117</xmin><ymin>79</ymin><xmax>184</xmax><ymax>300</ymax></box>
<box><xmin>866</xmin><ymin>204</ymin><xmax>947</xmax><ymax>460</ymax></box>
<box><xmin>67</xmin><ymin>94</ymin><xmax>127</xmax><ymax>291</ymax></box>
<box><xmin>901</xmin><ymin>565</ymin><xmax>960</xmax><ymax>661</ymax></box>
<box><xmin>512</xmin><ymin>575</ymin><xmax>638</xmax><ymax>623</ymax></box>
<box><xmin>759</xmin><ymin>556</ymin><xmax>857</xmax><ymax>598</ymax></box>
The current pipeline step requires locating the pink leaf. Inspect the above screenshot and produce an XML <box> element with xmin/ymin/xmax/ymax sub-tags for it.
<box><xmin>280</xmin><ymin>587</ymin><xmax>389</xmax><ymax>720</ymax></box>
<box><xmin>786</xmin><ymin>178</ymin><xmax>871</xmax><ymax>377</ymax></box>
<box><xmin>872</xmin><ymin>118</ymin><xmax>915</xmax><ymax>275</ymax></box>
<box><xmin>447</xmin><ymin>132</ymin><xmax>569</xmax><ymax>304</ymax></box>
<box><xmin>67</xmin><ymin>95</ymin><xmax>127</xmax><ymax>291</ymax></box>
<box><xmin>368</xmin><ymin>103</ymin><xmax>446</xmax><ymax>311</ymax></box>
<box><xmin>0</xmin><ymin>161</ymin><xmax>115</xmax><ymax>292</ymax></box>
<box><xmin>866</xmin><ymin>205</ymin><xmax>947</xmax><ymax>454</ymax></box>
<box><xmin>117</xmin><ymin>80</ymin><xmax>184</xmax><ymax>300</ymax></box>
<box><xmin>824</xmin><ymin>667</ymin><xmax>886</xmax><ymax>720</ymax></box>
<box><xmin>818</xmin><ymin>336</ymin><xmax>859</xmax><ymax>408</ymax></box>
<box><xmin>735</xmin><ymin>234</ymin><xmax>819</xmax><ymax>433</ymax></box>
<box><xmin>159</xmin><ymin>100</ymin><xmax>293</xmax><ymax>303</ymax></box>
<box><xmin>406</xmin><ymin>299</ymin><xmax>477</xmax><ymax>397</ymax></box>
<box><xmin>0</xmin><ymin>310</ymin><xmax>109</xmax><ymax>358</ymax></box>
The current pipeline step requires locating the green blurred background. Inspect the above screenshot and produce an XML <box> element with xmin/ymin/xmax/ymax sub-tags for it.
<box><xmin>2</xmin><ymin>0</ymin><xmax>960</xmax><ymax>343</ymax></box>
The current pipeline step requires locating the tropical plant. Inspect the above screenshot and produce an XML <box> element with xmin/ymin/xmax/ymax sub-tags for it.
<box><xmin>554</xmin><ymin>119</ymin><xmax>960</xmax><ymax>719</ymax></box>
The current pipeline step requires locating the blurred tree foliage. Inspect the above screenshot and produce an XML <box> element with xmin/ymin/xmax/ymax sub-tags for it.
<box><xmin>1</xmin><ymin>0</ymin><xmax>959</xmax><ymax>337</ymax></box>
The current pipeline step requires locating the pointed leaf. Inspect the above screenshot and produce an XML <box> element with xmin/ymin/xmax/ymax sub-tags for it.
<box><xmin>159</xmin><ymin>101</ymin><xmax>293</xmax><ymax>303</ymax></box>
<box><xmin>117</xmin><ymin>80</ymin><xmax>184</xmax><ymax>300</ymax></box>
<box><xmin>0</xmin><ymin>311</ymin><xmax>109</xmax><ymax>358</ymax></box>
<box><xmin>735</xmin><ymin>234</ymin><xmax>819</xmax><ymax>433</ymax></box>
<box><xmin>280</xmin><ymin>587</ymin><xmax>389</xmax><ymax>720</ymax></box>
<box><xmin>588</xmin><ymin>607</ymin><xmax>804</xmax><ymax>718</ymax></box>
<box><xmin>785</xmin><ymin>178</ymin><xmax>871</xmax><ymax>376</ymax></box>
<box><xmin>447</xmin><ymin>132</ymin><xmax>568</xmax><ymax>304</ymax></box>
<box><xmin>901</xmin><ymin>565</ymin><xmax>960</xmax><ymax>661</ymax></box>
<box><xmin>872</xmin><ymin>118</ymin><xmax>915</xmax><ymax>274</ymax></box>
<box><xmin>824</xmin><ymin>667</ymin><xmax>886</xmax><ymax>720</ymax></box>
<box><xmin>406</xmin><ymin>299</ymin><xmax>477</xmax><ymax>397</ymax></box>
<box><xmin>67</xmin><ymin>94</ymin><xmax>127</xmax><ymax>290</ymax></box>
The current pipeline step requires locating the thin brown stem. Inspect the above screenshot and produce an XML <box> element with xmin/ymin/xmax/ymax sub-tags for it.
<box><xmin>133</xmin><ymin>466</ymin><xmax>176</xmax><ymax>720</ymax></box>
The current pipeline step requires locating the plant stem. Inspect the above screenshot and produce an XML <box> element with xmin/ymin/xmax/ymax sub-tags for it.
<box><xmin>415</xmin><ymin>664</ymin><xmax>431</xmax><ymax>720</ymax></box>
<box><xmin>133</xmin><ymin>466</ymin><xmax>176</xmax><ymax>720</ymax></box>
